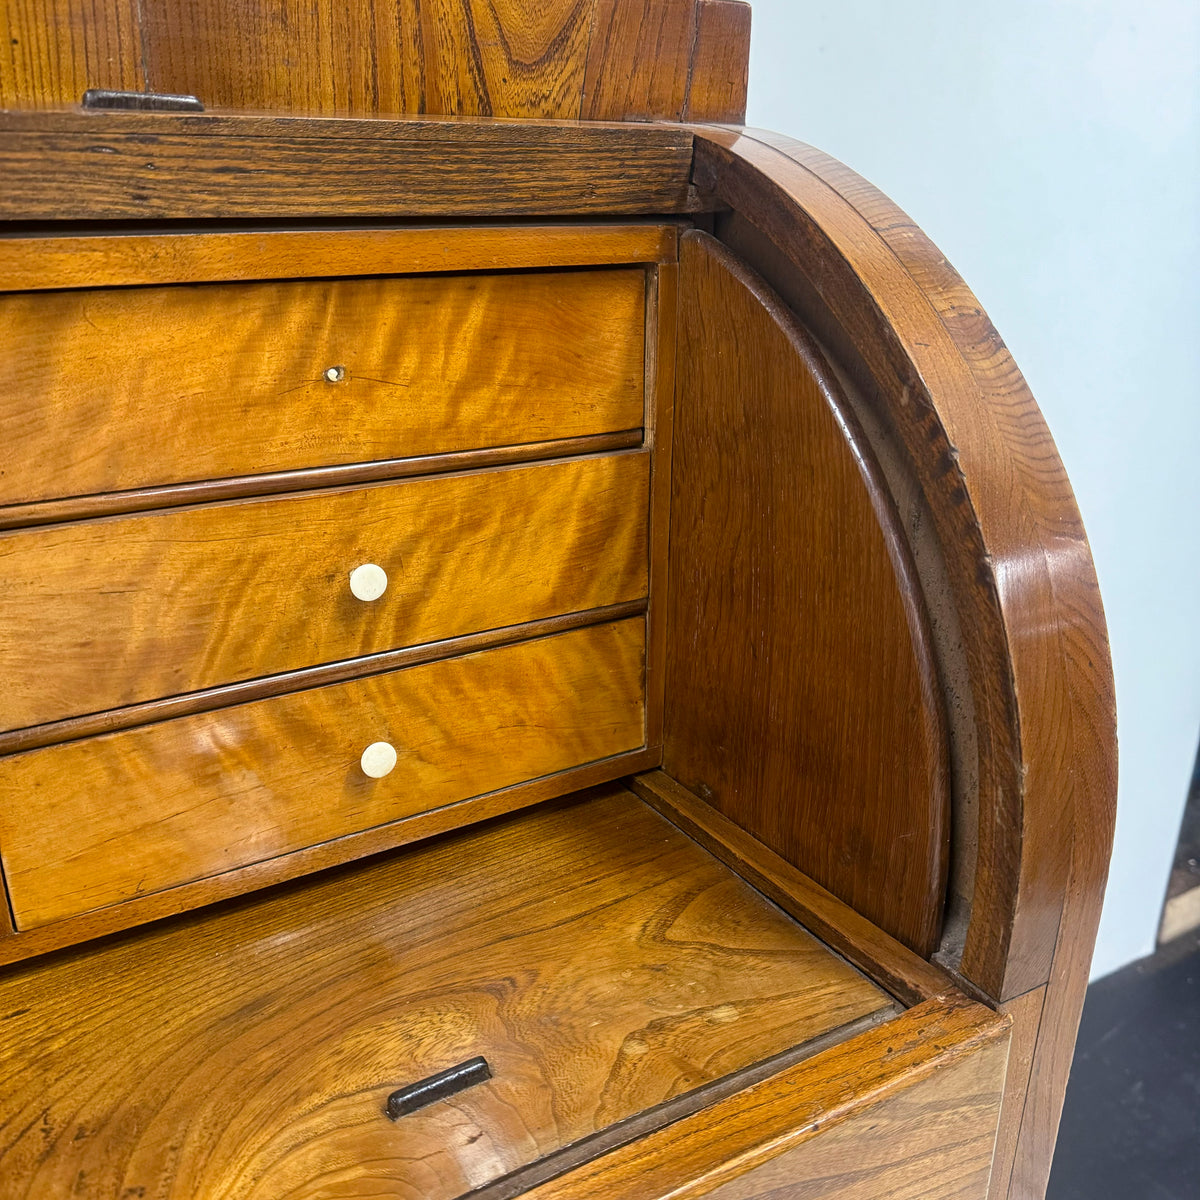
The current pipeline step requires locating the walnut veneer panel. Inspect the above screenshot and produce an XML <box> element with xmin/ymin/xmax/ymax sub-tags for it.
<box><xmin>0</xmin><ymin>452</ymin><xmax>649</xmax><ymax>730</ymax></box>
<box><xmin>665</xmin><ymin>231</ymin><xmax>949</xmax><ymax>955</ymax></box>
<box><xmin>0</xmin><ymin>785</ymin><xmax>891</xmax><ymax>1199</ymax></box>
<box><xmin>0</xmin><ymin>268</ymin><xmax>645</xmax><ymax>506</ymax></box>
<box><xmin>0</xmin><ymin>618</ymin><xmax>647</xmax><ymax>928</ymax></box>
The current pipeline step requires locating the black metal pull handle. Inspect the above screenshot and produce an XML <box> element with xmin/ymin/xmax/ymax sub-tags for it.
<box><xmin>385</xmin><ymin>1056</ymin><xmax>492</xmax><ymax>1120</ymax></box>
<box><xmin>81</xmin><ymin>89</ymin><xmax>205</xmax><ymax>112</ymax></box>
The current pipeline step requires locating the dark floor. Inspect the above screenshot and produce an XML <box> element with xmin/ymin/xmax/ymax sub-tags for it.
<box><xmin>1047</xmin><ymin>929</ymin><xmax>1200</xmax><ymax>1200</ymax></box>
<box><xmin>1164</xmin><ymin>755</ymin><xmax>1200</xmax><ymax>907</ymax></box>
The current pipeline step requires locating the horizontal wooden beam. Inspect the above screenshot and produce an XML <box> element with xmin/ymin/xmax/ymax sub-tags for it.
<box><xmin>0</xmin><ymin>113</ymin><xmax>702</xmax><ymax>220</ymax></box>
<box><xmin>0</xmin><ymin>222</ymin><xmax>680</xmax><ymax>291</ymax></box>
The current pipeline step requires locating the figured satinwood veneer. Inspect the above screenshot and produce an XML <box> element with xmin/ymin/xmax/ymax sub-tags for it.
<box><xmin>0</xmin><ymin>452</ymin><xmax>649</xmax><ymax>730</ymax></box>
<box><xmin>0</xmin><ymin>618</ymin><xmax>648</xmax><ymax>928</ymax></box>
<box><xmin>0</xmin><ymin>785</ymin><xmax>897</xmax><ymax>1200</ymax></box>
<box><xmin>0</xmin><ymin>269</ymin><xmax>646</xmax><ymax>507</ymax></box>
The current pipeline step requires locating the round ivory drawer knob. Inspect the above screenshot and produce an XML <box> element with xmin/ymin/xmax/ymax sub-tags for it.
<box><xmin>349</xmin><ymin>563</ymin><xmax>388</xmax><ymax>602</ymax></box>
<box><xmin>361</xmin><ymin>741</ymin><xmax>398</xmax><ymax>779</ymax></box>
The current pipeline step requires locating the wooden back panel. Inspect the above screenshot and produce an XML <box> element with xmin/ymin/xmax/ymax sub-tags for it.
<box><xmin>666</xmin><ymin>231</ymin><xmax>950</xmax><ymax>956</ymax></box>
<box><xmin>0</xmin><ymin>0</ymin><xmax>750</xmax><ymax>120</ymax></box>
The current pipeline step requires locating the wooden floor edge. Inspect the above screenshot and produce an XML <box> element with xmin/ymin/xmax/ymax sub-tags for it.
<box><xmin>516</xmin><ymin>997</ymin><xmax>1010</xmax><ymax>1200</ymax></box>
<box><xmin>629</xmin><ymin>769</ymin><xmax>963</xmax><ymax>1006</ymax></box>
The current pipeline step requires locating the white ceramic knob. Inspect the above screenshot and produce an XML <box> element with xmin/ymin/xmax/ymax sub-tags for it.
<box><xmin>349</xmin><ymin>563</ymin><xmax>388</xmax><ymax>602</ymax></box>
<box><xmin>360</xmin><ymin>741</ymin><xmax>398</xmax><ymax>779</ymax></box>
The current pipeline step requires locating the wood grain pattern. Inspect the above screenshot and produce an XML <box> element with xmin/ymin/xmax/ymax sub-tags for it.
<box><xmin>1</xmin><ymin>1</ymin><xmax>749</xmax><ymax>121</ymax></box>
<box><xmin>0</xmin><ymin>112</ymin><xmax>700</xmax><ymax>220</ymax></box>
<box><xmin>0</xmin><ymin>223</ymin><xmax>679</xmax><ymax>293</ymax></box>
<box><xmin>0</xmin><ymin>785</ymin><xmax>891</xmax><ymax>1198</ymax></box>
<box><xmin>518</xmin><ymin>997</ymin><xmax>1009</xmax><ymax>1200</ymax></box>
<box><xmin>989</xmin><ymin>986</ymin><xmax>1047</xmax><ymax>1199</ymax></box>
<box><xmin>0</xmin><ymin>432</ymin><xmax>645</xmax><ymax>532</ymax></box>
<box><xmin>694</xmin><ymin>1031</ymin><xmax>1007</xmax><ymax>1200</ymax></box>
<box><xmin>0</xmin><ymin>618</ymin><xmax>647</xmax><ymax>928</ymax></box>
<box><xmin>629</xmin><ymin>770</ymin><xmax>961</xmax><ymax>1007</ymax></box>
<box><xmin>581</xmin><ymin>0</ymin><xmax>696</xmax><ymax>122</ymax></box>
<box><xmin>0</xmin><ymin>601</ymin><xmax>647</xmax><ymax>756</ymax></box>
<box><xmin>0</xmin><ymin>452</ymin><xmax>649</xmax><ymax>730</ymax></box>
<box><xmin>142</xmin><ymin>0</ymin><xmax>599</xmax><ymax>120</ymax></box>
<box><xmin>684</xmin><ymin>1</ymin><xmax>751</xmax><ymax>122</ymax></box>
<box><xmin>692</xmin><ymin>126</ymin><xmax>1116</xmax><ymax>1200</ymax></box>
<box><xmin>666</xmin><ymin>230</ymin><xmax>949</xmax><ymax>956</ymax></box>
<box><xmin>0</xmin><ymin>0</ymin><xmax>141</xmax><ymax>107</ymax></box>
<box><xmin>0</xmin><ymin>268</ymin><xmax>645</xmax><ymax>506</ymax></box>
<box><xmin>0</xmin><ymin>744</ymin><xmax>661</xmax><ymax>965</ymax></box>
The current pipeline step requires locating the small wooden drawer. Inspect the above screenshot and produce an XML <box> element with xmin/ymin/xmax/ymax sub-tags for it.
<box><xmin>0</xmin><ymin>268</ymin><xmax>646</xmax><ymax>506</ymax></box>
<box><xmin>0</xmin><ymin>787</ymin><xmax>895</xmax><ymax>1198</ymax></box>
<box><xmin>0</xmin><ymin>452</ymin><xmax>649</xmax><ymax>730</ymax></box>
<box><xmin>0</xmin><ymin>618</ymin><xmax>647</xmax><ymax>929</ymax></box>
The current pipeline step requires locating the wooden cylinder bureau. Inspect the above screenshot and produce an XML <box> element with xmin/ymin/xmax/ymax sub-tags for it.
<box><xmin>0</xmin><ymin>4</ymin><xmax>1116</xmax><ymax>1199</ymax></box>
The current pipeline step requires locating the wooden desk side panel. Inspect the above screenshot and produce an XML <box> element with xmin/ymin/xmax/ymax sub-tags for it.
<box><xmin>689</xmin><ymin>126</ymin><xmax>1116</xmax><ymax>1200</ymax></box>
<box><xmin>520</xmin><ymin>998</ymin><xmax>1009</xmax><ymax>1200</ymax></box>
<box><xmin>697</xmin><ymin>1034</ymin><xmax>1008</xmax><ymax>1200</ymax></box>
<box><xmin>665</xmin><ymin>230</ymin><xmax>950</xmax><ymax>956</ymax></box>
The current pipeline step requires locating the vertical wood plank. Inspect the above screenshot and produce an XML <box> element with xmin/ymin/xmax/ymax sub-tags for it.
<box><xmin>581</xmin><ymin>0</ymin><xmax>697</xmax><ymax>121</ymax></box>
<box><xmin>989</xmin><ymin>986</ymin><xmax>1047</xmax><ymax>1199</ymax></box>
<box><xmin>644</xmin><ymin>256</ymin><xmax>679</xmax><ymax>754</ymax></box>
<box><xmin>684</xmin><ymin>0</ymin><xmax>750</xmax><ymax>122</ymax></box>
<box><xmin>1</xmin><ymin>0</ymin><xmax>141</xmax><ymax>107</ymax></box>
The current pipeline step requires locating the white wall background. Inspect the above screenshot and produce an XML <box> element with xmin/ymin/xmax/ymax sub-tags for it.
<box><xmin>745</xmin><ymin>0</ymin><xmax>1200</xmax><ymax>978</ymax></box>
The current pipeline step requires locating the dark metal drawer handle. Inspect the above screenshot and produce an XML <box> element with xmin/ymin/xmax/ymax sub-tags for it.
<box><xmin>385</xmin><ymin>1056</ymin><xmax>492</xmax><ymax>1120</ymax></box>
<box><xmin>81</xmin><ymin>89</ymin><xmax>205</xmax><ymax>112</ymax></box>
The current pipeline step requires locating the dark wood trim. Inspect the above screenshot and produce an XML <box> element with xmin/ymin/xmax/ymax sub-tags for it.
<box><xmin>0</xmin><ymin>601</ymin><xmax>648</xmax><ymax>756</ymax></box>
<box><xmin>629</xmin><ymin>771</ymin><xmax>963</xmax><ymax>1008</ymax></box>
<box><xmin>0</xmin><ymin>432</ymin><xmax>645</xmax><ymax>531</ymax></box>
<box><xmin>0</xmin><ymin>114</ymin><xmax>702</xmax><ymax>220</ymax></box>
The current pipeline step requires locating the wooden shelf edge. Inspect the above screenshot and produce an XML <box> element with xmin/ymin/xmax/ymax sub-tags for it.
<box><xmin>0</xmin><ymin>602</ymin><xmax>650</xmax><ymax>755</ymax></box>
<box><xmin>629</xmin><ymin>769</ymin><xmax>965</xmax><ymax>1007</ymax></box>
<box><xmin>0</xmin><ymin>432</ymin><xmax>646</xmax><ymax>531</ymax></box>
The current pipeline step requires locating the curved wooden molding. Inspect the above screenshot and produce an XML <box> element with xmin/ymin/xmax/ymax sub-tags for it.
<box><xmin>689</xmin><ymin>125</ymin><xmax>1116</xmax><ymax>1200</ymax></box>
<box><xmin>666</xmin><ymin>230</ymin><xmax>950</xmax><ymax>957</ymax></box>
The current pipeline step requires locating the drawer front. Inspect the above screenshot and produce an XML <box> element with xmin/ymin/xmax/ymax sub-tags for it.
<box><xmin>0</xmin><ymin>618</ymin><xmax>647</xmax><ymax>928</ymax></box>
<box><xmin>0</xmin><ymin>452</ymin><xmax>649</xmax><ymax>730</ymax></box>
<box><xmin>0</xmin><ymin>269</ymin><xmax>646</xmax><ymax>506</ymax></box>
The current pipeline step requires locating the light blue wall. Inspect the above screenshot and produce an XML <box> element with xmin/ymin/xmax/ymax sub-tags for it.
<box><xmin>745</xmin><ymin>0</ymin><xmax>1200</xmax><ymax>978</ymax></box>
